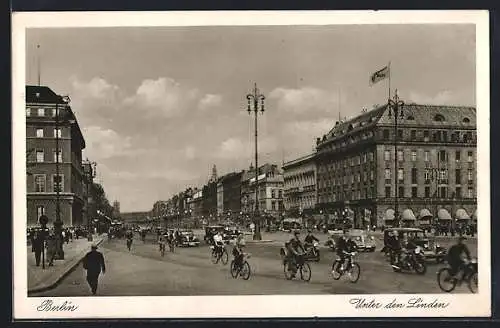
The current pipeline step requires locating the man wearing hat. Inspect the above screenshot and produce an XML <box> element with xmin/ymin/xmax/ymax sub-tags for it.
<box><xmin>446</xmin><ymin>235</ymin><xmax>471</xmax><ymax>279</ymax></box>
<box><xmin>82</xmin><ymin>243</ymin><xmax>106</xmax><ymax>295</ymax></box>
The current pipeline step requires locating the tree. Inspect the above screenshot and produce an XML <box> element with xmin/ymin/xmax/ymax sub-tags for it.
<box><xmin>92</xmin><ymin>183</ymin><xmax>114</xmax><ymax>218</ymax></box>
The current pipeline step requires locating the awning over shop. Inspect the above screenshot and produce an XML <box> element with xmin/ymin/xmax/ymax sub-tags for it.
<box><xmin>438</xmin><ymin>208</ymin><xmax>452</xmax><ymax>220</ymax></box>
<box><xmin>384</xmin><ymin>209</ymin><xmax>395</xmax><ymax>221</ymax></box>
<box><xmin>419</xmin><ymin>208</ymin><xmax>433</xmax><ymax>220</ymax></box>
<box><xmin>472</xmin><ymin>209</ymin><xmax>478</xmax><ymax>221</ymax></box>
<box><xmin>456</xmin><ymin>209</ymin><xmax>471</xmax><ymax>221</ymax></box>
<box><xmin>402</xmin><ymin>209</ymin><xmax>416</xmax><ymax>221</ymax></box>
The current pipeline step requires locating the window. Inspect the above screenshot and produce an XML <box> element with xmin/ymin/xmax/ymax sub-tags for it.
<box><xmin>407</xmin><ymin>115</ymin><xmax>415</xmax><ymax>120</ymax></box>
<box><xmin>385</xmin><ymin>169</ymin><xmax>391</xmax><ymax>180</ymax></box>
<box><xmin>455</xmin><ymin>187</ymin><xmax>462</xmax><ymax>198</ymax></box>
<box><xmin>455</xmin><ymin>169</ymin><xmax>461</xmax><ymax>184</ymax></box>
<box><xmin>410</xmin><ymin>130</ymin><xmax>416</xmax><ymax>140</ymax></box>
<box><xmin>411</xmin><ymin>187</ymin><xmax>418</xmax><ymax>198</ymax></box>
<box><xmin>363</xmin><ymin>171</ymin><xmax>367</xmax><ymax>181</ymax></box>
<box><xmin>363</xmin><ymin>153</ymin><xmax>367</xmax><ymax>163</ymax></box>
<box><xmin>36</xmin><ymin>150</ymin><xmax>44</xmax><ymax>163</ymax></box>
<box><xmin>468</xmin><ymin>151</ymin><xmax>473</xmax><ymax>162</ymax></box>
<box><xmin>468</xmin><ymin>169</ymin><xmax>473</xmax><ymax>182</ymax></box>
<box><xmin>440</xmin><ymin>186</ymin><xmax>447</xmax><ymax>198</ymax></box>
<box><xmin>424</xmin><ymin>151</ymin><xmax>430</xmax><ymax>162</ymax></box>
<box><xmin>383</xmin><ymin>129</ymin><xmax>390</xmax><ymax>140</ymax></box>
<box><xmin>370</xmin><ymin>170</ymin><xmax>374</xmax><ymax>181</ymax></box>
<box><xmin>54</xmin><ymin>128</ymin><xmax>62</xmax><ymax>138</ymax></box>
<box><xmin>434</xmin><ymin>114</ymin><xmax>445</xmax><ymax>122</ymax></box>
<box><xmin>384</xmin><ymin>150</ymin><xmax>391</xmax><ymax>161</ymax></box>
<box><xmin>368</xmin><ymin>152</ymin><xmax>374</xmax><ymax>161</ymax></box>
<box><xmin>36</xmin><ymin>128</ymin><xmax>44</xmax><ymax>138</ymax></box>
<box><xmin>439</xmin><ymin>169</ymin><xmax>447</xmax><ymax>181</ymax></box>
<box><xmin>52</xmin><ymin>108</ymin><xmax>57</xmax><ymax>117</ymax></box>
<box><xmin>411</xmin><ymin>151</ymin><xmax>417</xmax><ymax>162</ymax></box>
<box><xmin>463</xmin><ymin>117</ymin><xmax>470</xmax><ymax>123</ymax></box>
<box><xmin>278</xmin><ymin>190</ymin><xmax>282</xmax><ymax>198</ymax></box>
<box><xmin>397</xmin><ymin>130</ymin><xmax>403</xmax><ymax>140</ymax></box>
<box><xmin>425</xmin><ymin>186</ymin><xmax>430</xmax><ymax>197</ymax></box>
<box><xmin>467</xmin><ymin>187</ymin><xmax>474</xmax><ymax>198</ymax></box>
<box><xmin>53</xmin><ymin>149</ymin><xmax>62</xmax><ymax>163</ymax></box>
<box><xmin>26</xmin><ymin>108</ymin><xmax>31</xmax><ymax>116</ymax></box>
<box><xmin>398</xmin><ymin>168</ymin><xmax>404</xmax><ymax>181</ymax></box>
<box><xmin>397</xmin><ymin>150</ymin><xmax>404</xmax><ymax>162</ymax></box>
<box><xmin>38</xmin><ymin>108</ymin><xmax>45</xmax><ymax>116</ymax></box>
<box><xmin>398</xmin><ymin>186</ymin><xmax>405</xmax><ymax>198</ymax></box>
<box><xmin>455</xmin><ymin>151</ymin><xmax>461</xmax><ymax>161</ymax></box>
<box><xmin>36</xmin><ymin>206</ymin><xmax>45</xmax><ymax>220</ymax></box>
<box><xmin>385</xmin><ymin>186</ymin><xmax>391</xmax><ymax>198</ymax></box>
<box><xmin>34</xmin><ymin>174</ymin><xmax>46</xmax><ymax>192</ymax></box>
<box><xmin>424</xmin><ymin>169</ymin><xmax>431</xmax><ymax>182</ymax></box>
<box><xmin>443</xmin><ymin>131</ymin><xmax>448</xmax><ymax>142</ymax></box>
<box><xmin>271</xmin><ymin>189</ymin><xmax>275</xmax><ymax>198</ymax></box>
<box><xmin>53</xmin><ymin>174</ymin><xmax>63</xmax><ymax>192</ymax></box>
<box><xmin>439</xmin><ymin>150</ymin><xmax>447</xmax><ymax>162</ymax></box>
<box><xmin>423</xmin><ymin>130</ymin><xmax>430</xmax><ymax>141</ymax></box>
<box><xmin>411</xmin><ymin>168</ymin><xmax>418</xmax><ymax>184</ymax></box>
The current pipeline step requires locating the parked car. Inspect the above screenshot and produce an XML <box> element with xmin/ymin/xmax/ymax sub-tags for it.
<box><xmin>383</xmin><ymin>227</ymin><xmax>447</xmax><ymax>263</ymax></box>
<box><xmin>178</xmin><ymin>229</ymin><xmax>200</xmax><ymax>247</ymax></box>
<box><xmin>347</xmin><ymin>229</ymin><xmax>376</xmax><ymax>252</ymax></box>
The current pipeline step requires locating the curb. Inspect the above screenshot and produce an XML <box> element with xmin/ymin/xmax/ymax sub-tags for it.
<box><xmin>28</xmin><ymin>237</ymin><xmax>105</xmax><ymax>294</ymax></box>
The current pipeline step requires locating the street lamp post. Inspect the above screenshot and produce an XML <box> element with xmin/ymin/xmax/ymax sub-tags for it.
<box><xmin>54</xmin><ymin>95</ymin><xmax>71</xmax><ymax>260</ymax></box>
<box><xmin>246</xmin><ymin>83</ymin><xmax>266</xmax><ymax>240</ymax></box>
<box><xmin>387</xmin><ymin>89</ymin><xmax>405</xmax><ymax>228</ymax></box>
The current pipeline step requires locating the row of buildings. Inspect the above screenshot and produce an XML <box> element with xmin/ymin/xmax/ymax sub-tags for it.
<box><xmin>147</xmin><ymin>101</ymin><xmax>477</xmax><ymax>230</ymax></box>
<box><xmin>25</xmin><ymin>85</ymin><xmax>114</xmax><ymax>229</ymax></box>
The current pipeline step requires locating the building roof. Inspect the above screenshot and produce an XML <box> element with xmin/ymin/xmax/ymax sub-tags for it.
<box><xmin>283</xmin><ymin>153</ymin><xmax>316</xmax><ymax>169</ymax></box>
<box><xmin>26</xmin><ymin>85</ymin><xmax>65</xmax><ymax>104</ymax></box>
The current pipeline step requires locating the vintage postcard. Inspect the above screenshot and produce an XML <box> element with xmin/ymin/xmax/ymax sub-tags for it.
<box><xmin>12</xmin><ymin>10</ymin><xmax>490</xmax><ymax>319</ymax></box>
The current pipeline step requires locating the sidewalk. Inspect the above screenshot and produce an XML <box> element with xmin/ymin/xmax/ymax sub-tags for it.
<box><xmin>27</xmin><ymin>234</ymin><xmax>106</xmax><ymax>293</ymax></box>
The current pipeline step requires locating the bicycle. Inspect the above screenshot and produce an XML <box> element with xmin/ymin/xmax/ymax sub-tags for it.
<box><xmin>230</xmin><ymin>253</ymin><xmax>251</xmax><ymax>280</ymax></box>
<box><xmin>283</xmin><ymin>254</ymin><xmax>311</xmax><ymax>282</ymax></box>
<box><xmin>437</xmin><ymin>258</ymin><xmax>478</xmax><ymax>293</ymax></box>
<box><xmin>331</xmin><ymin>252</ymin><xmax>361</xmax><ymax>283</ymax></box>
<box><xmin>210</xmin><ymin>244</ymin><xmax>229</xmax><ymax>265</ymax></box>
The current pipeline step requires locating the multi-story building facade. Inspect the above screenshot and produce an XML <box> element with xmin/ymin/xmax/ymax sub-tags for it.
<box><xmin>216</xmin><ymin>171</ymin><xmax>243</xmax><ymax>219</ymax></box>
<box><xmin>315</xmin><ymin>103</ymin><xmax>477</xmax><ymax>228</ymax></box>
<box><xmin>241</xmin><ymin>164</ymin><xmax>285</xmax><ymax>219</ymax></box>
<box><xmin>283</xmin><ymin>153</ymin><xmax>317</xmax><ymax>216</ymax></box>
<box><xmin>26</xmin><ymin>85</ymin><xmax>87</xmax><ymax>227</ymax></box>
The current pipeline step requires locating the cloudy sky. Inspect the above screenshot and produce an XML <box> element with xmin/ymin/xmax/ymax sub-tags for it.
<box><xmin>26</xmin><ymin>24</ymin><xmax>475</xmax><ymax>212</ymax></box>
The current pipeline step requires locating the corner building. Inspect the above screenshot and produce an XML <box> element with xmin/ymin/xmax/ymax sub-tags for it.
<box><xmin>315</xmin><ymin>103</ymin><xmax>477</xmax><ymax>228</ymax></box>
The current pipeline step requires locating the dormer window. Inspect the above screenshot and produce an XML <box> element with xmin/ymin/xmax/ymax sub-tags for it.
<box><xmin>463</xmin><ymin>117</ymin><xmax>470</xmax><ymax>123</ymax></box>
<box><xmin>434</xmin><ymin>114</ymin><xmax>445</xmax><ymax>122</ymax></box>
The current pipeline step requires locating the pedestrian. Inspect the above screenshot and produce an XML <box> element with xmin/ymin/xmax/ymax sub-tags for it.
<box><xmin>82</xmin><ymin>243</ymin><xmax>106</xmax><ymax>295</ymax></box>
<box><xmin>45</xmin><ymin>233</ymin><xmax>56</xmax><ymax>266</ymax></box>
<box><xmin>32</xmin><ymin>229</ymin><xmax>45</xmax><ymax>266</ymax></box>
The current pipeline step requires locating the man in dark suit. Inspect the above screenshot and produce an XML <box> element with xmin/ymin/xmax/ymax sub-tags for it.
<box><xmin>82</xmin><ymin>244</ymin><xmax>106</xmax><ymax>295</ymax></box>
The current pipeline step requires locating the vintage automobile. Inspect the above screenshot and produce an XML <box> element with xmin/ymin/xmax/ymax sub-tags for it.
<box><xmin>178</xmin><ymin>229</ymin><xmax>201</xmax><ymax>247</ymax></box>
<box><xmin>347</xmin><ymin>229</ymin><xmax>376</xmax><ymax>252</ymax></box>
<box><xmin>204</xmin><ymin>225</ymin><xmax>231</xmax><ymax>245</ymax></box>
<box><xmin>325</xmin><ymin>229</ymin><xmax>344</xmax><ymax>251</ymax></box>
<box><xmin>383</xmin><ymin>227</ymin><xmax>447</xmax><ymax>263</ymax></box>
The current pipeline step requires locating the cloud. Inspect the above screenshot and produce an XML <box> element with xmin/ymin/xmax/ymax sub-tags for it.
<box><xmin>82</xmin><ymin>126</ymin><xmax>132</xmax><ymax>160</ymax></box>
<box><xmin>407</xmin><ymin>90</ymin><xmax>454</xmax><ymax>105</ymax></box>
<box><xmin>216</xmin><ymin>137</ymin><xmax>247</xmax><ymax>159</ymax></box>
<box><xmin>184</xmin><ymin>146</ymin><xmax>196</xmax><ymax>159</ymax></box>
<box><xmin>198</xmin><ymin>94</ymin><xmax>222</xmax><ymax>111</ymax></box>
<box><xmin>269</xmin><ymin>87</ymin><xmax>339</xmax><ymax>118</ymax></box>
<box><xmin>70</xmin><ymin>76</ymin><xmax>120</xmax><ymax>100</ymax></box>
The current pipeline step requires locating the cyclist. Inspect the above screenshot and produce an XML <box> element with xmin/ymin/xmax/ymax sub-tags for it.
<box><xmin>213</xmin><ymin>231</ymin><xmax>225</xmax><ymax>256</ymax></box>
<box><xmin>126</xmin><ymin>230</ymin><xmax>134</xmax><ymax>251</ymax></box>
<box><xmin>335</xmin><ymin>229</ymin><xmax>351</xmax><ymax>272</ymax></box>
<box><xmin>446</xmin><ymin>236</ymin><xmax>471</xmax><ymax>279</ymax></box>
<box><xmin>286</xmin><ymin>230</ymin><xmax>305</xmax><ymax>278</ymax></box>
<box><xmin>303</xmin><ymin>229</ymin><xmax>320</xmax><ymax>252</ymax></box>
<box><xmin>232</xmin><ymin>233</ymin><xmax>246</xmax><ymax>270</ymax></box>
<box><xmin>158</xmin><ymin>231</ymin><xmax>167</xmax><ymax>254</ymax></box>
<box><xmin>388</xmin><ymin>230</ymin><xmax>402</xmax><ymax>265</ymax></box>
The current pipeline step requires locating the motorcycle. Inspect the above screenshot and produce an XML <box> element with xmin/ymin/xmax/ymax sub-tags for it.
<box><xmin>391</xmin><ymin>246</ymin><xmax>427</xmax><ymax>275</ymax></box>
<box><xmin>304</xmin><ymin>241</ymin><xmax>320</xmax><ymax>262</ymax></box>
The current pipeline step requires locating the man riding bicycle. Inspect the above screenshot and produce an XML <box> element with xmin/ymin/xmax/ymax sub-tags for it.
<box><xmin>158</xmin><ymin>231</ymin><xmax>167</xmax><ymax>252</ymax></box>
<box><xmin>446</xmin><ymin>236</ymin><xmax>472</xmax><ymax>279</ymax></box>
<box><xmin>232</xmin><ymin>233</ymin><xmax>246</xmax><ymax>269</ymax></box>
<box><xmin>336</xmin><ymin>230</ymin><xmax>354</xmax><ymax>272</ymax></box>
<box><xmin>213</xmin><ymin>231</ymin><xmax>225</xmax><ymax>256</ymax></box>
<box><xmin>286</xmin><ymin>230</ymin><xmax>305</xmax><ymax>278</ymax></box>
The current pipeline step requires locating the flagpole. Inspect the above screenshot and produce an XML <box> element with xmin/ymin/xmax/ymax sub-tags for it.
<box><xmin>388</xmin><ymin>61</ymin><xmax>391</xmax><ymax>100</ymax></box>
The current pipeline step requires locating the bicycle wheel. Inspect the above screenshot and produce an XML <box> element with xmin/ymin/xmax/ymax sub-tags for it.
<box><xmin>283</xmin><ymin>262</ymin><xmax>293</xmax><ymax>280</ymax></box>
<box><xmin>241</xmin><ymin>261</ymin><xmax>251</xmax><ymax>280</ymax></box>
<box><xmin>211</xmin><ymin>250</ymin><xmax>219</xmax><ymax>264</ymax></box>
<box><xmin>230</xmin><ymin>260</ymin><xmax>239</xmax><ymax>278</ymax></box>
<box><xmin>437</xmin><ymin>268</ymin><xmax>457</xmax><ymax>292</ymax></box>
<box><xmin>468</xmin><ymin>272</ymin><xmax>478</xmax><ymax>293</ymax></box>
<box><xmin>331</xmin><ymin>261</ymin><xmax>342</xmax><ymax>280</ymax></box>
<box><xmin>300</xmin><ymin>262</ymin><xmax>312</xmax><ymax>282</ymax></box>
<box><xmin>348</xmin><ymin>263</ymin><xmax>361</xmax><ymax>283</ymax></box>
<box><xmin>221</xmin><ymin>249</ymin><xmax>229</xmax><ymax>265</ymax></box>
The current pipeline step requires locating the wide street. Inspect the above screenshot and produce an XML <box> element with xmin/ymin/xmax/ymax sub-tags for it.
<box><xmin>29</xmin><ymin>231</ymin><xmax>477</xmax><ymax>297</ymax></box>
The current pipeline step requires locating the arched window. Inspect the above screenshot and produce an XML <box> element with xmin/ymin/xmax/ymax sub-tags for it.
<box><xmin>463</xmin><ymin>117</ymin><xmax>470</xmax><ymax>123</ymax></box>
<box><xmin>407</xmin><ymin>115</ymin><xmax>415</xmax><ymax>120</ymax></box>
<box><xmin>434</xmin><ymin>114</ymin><xmax>445</xmax><ymax>122</ymax></box>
